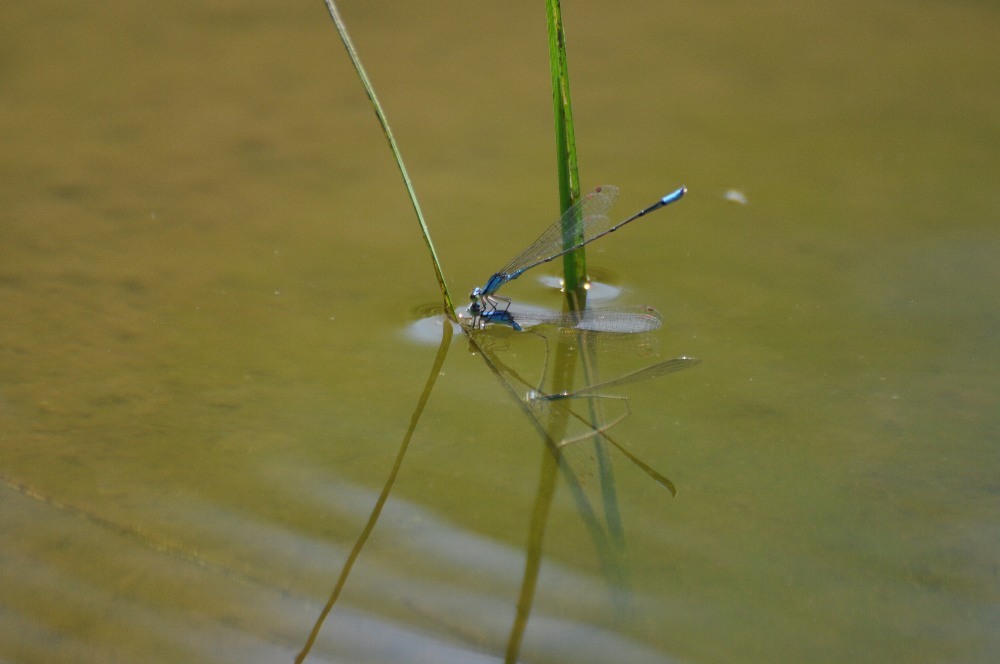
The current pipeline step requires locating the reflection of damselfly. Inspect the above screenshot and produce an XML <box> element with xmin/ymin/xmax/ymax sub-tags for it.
<box><xmin>527</xmin><ymin>356</ymin><xmax>701</xmax><ymax>443</ymax></box>
<box><xmin>525</xmin><ymin>357</ymin><xmax>701</xmax><ymax>494</ymax></box>
<box><xmin>468</xmin><ymin>184</ymin><xmax>686</xmax><ymax>329</ymax></box>
<box><xmin>528</xmin><ymin>356</ymin><xmax>701</xmax><ymax>403</ymax></box>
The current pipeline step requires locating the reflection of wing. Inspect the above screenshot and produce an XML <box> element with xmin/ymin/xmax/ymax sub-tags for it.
<box><xmin>541</xmin><ymin>356</ymin><xmax>701</xmax><ymax>400</ymax></box>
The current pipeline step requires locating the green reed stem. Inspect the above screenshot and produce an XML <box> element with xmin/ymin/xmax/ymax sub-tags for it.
<box><xmin>321</xmin><ymin>0</ymin><xmax>456</xmax><ymax>319</ymax></box>
<box><xmin>546</xmin><ymin>0</ymin><xmax>586</xmax><ymax>307</ymax></box>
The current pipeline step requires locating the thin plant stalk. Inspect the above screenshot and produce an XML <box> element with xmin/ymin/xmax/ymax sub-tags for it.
<box><xmin>321</xmin><ymin>0</ymin><xmax>456</xmax><ymax>319</ymax></box>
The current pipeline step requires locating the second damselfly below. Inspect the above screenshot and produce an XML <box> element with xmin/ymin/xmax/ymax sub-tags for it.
<box><xmin>468</xmin><ymin>184</ymin><xmax>686</xmax><ymax>328</ymax></box>
<box><xmin>473</xmin><ymin>303</ymin><xmax>663</xmax><ymax>333</ymax></box>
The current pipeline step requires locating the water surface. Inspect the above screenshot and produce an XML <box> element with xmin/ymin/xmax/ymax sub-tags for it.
<box><xmin>2</xmin><ymin>1</ymin><xmax>998</xmax><ymax>662</ymax></box>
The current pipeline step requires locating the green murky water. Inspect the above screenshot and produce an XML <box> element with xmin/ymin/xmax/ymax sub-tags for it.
<box><xmin>2</xmin><ymin>1</ymin><xmax>998</xmax><ymax>662</ymax></box>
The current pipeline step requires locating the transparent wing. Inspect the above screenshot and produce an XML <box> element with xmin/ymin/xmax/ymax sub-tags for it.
<box><xmin>498</xmin><ymin>185</ymin><xmax>620</xmax><ymax>278</ymax></box>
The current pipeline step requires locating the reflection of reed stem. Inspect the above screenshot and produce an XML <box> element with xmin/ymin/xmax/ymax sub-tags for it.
<box><xmin>506</xmin><ymin>443</ymin><xmax>560</xmax><ymax>663</ymax></box>
<box><xmin>569</xmin><ymin>294</ymin><xmax>626</xmax><ymax>548</ymax></box>
<box><xmin>505</xmin><ymin>324</ymin><xmax>578</xmax><ymax>662</ymax></box>
<box><xmin>295</xmin><ymin>319</ymin><xmax>454</xmax><ymax>663</ymax></box>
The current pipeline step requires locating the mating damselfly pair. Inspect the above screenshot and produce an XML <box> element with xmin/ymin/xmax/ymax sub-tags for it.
<box><xmin>467</xmin><ymin>184</ymin><xmax>686</xmax><ymax>333</ymax></box>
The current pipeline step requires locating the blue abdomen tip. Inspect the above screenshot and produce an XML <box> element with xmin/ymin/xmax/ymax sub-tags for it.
<box><xmin>662</xmin><ymin>186</ymin><xmax>686</xmax><ymax>204</ymax></box>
